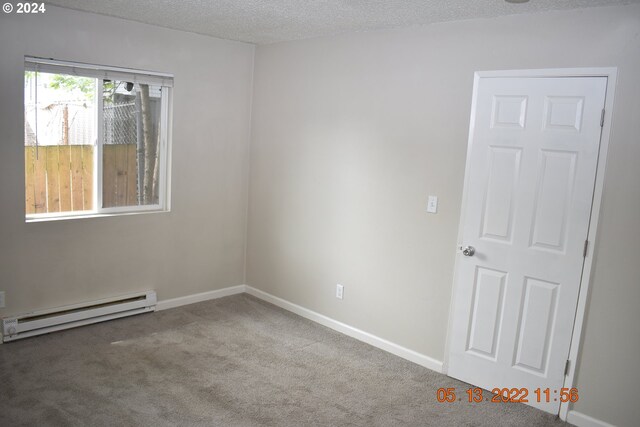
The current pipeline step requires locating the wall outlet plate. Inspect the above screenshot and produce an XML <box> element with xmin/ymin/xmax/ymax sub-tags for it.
<box><xmin>336</xmin><ymin>284</ymin><xmax>344</xmax><ymax>300</ymax></box>
<box><xmin>0</xmin><ymin>291</ymin><xmax>5</xmax><ymax>308</ymax></box>
<box><xmin>427</xmin><ymin>195</ymin><xmax>438</xmax><ymax>213</ymax></box>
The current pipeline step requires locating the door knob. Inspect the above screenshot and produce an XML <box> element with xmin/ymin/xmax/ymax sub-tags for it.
<box><xmin>462</xmin><ymin>246</ymin><xmax>475</xmax><ymax>257</ymax></box>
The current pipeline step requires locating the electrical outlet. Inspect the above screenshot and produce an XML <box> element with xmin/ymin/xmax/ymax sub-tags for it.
<box><xmin>0</xmin><ymin>291</ymin><xmax>5</xmax><ymax>308</ymax></box>
<box><xmin>336</xmin><ymin>284</ymin><xmax>344</xmax><ymax>300</ymax></box>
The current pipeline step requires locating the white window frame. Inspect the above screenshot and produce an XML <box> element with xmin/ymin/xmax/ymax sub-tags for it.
<box><xmin>24</xmin><ymin>57</ymin><xmax>173</xmax><ymax>222</ymax></box>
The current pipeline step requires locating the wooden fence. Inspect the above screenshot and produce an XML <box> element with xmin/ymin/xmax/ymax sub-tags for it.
<box><xmin>101</xmin><ymin>144</ymin><xmax>139</xmax><ymax>208</ymax></box>
<box><xmin>25</xmin><ymin>144</ymin><xmax>138</xmax><ymax>214</ymax></box>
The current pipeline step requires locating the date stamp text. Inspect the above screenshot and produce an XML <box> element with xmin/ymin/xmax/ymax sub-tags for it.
<box><xmin>436</xmin><ymin>387</ymin><xmax>579</xmax><ymax>403</ymax></box>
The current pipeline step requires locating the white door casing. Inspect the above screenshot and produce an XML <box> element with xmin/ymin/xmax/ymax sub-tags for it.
<box><xmin>447</xmin><ymin>75</ymin><xmax>607</xmax><ymax>414</ymax></box>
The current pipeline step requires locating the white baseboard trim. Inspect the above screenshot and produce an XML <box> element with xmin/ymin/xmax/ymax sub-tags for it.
<box><xmin>566</xmin><ymin>410</ymin><xmax>615</xmax><ymax>427</ymax></box>
<box><xmin>156</xmin><ymin>285</ymin><xmax>246</xmax><ymax>311</ymax></box>
<box><xmin>245</xmin><ymin>286</ymin><xmax>444</xmax><ymax>373</ymax></box>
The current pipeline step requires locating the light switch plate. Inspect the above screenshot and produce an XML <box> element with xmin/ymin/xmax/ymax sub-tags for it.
<box><xmin>427</xmin><ymin>196</ymin><xmax>438</xmax><ymax>213</ymax></box>
<box><xmin>0</xmin><ymin>291</ymin><xmax>5</xmax><ymax>308</ymax></box>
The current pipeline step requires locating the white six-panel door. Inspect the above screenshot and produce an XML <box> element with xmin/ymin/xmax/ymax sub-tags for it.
<box><xmin>448</xmin><ymin>76</ymin><xmax>607</xmax><ymax>414</ymax></box>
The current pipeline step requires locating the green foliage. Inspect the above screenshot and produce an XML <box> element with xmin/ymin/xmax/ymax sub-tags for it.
<box><xmin>23</xmin><ymin>71</ymin><xmax>125</xmax><ymax>104</ymax></box>
<box><xmin>102</xmin><ymin>81</ymin><xmax>119</xmax><ymax>104</ymax></box>
<box><xmin>49</xmin><ymin>74</ymin><xmax>95</xmax><ymax>97</ymax></box>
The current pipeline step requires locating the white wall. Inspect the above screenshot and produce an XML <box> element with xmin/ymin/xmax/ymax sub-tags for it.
<box><xmin>247</xmin><ymin>5</ymin><xmax>640</xmax><ymax>427</ymax></box>
<box><xmin>0</xmin><ymin>7</ymin><xmax>254</xmax><ymax>314</ymax></box>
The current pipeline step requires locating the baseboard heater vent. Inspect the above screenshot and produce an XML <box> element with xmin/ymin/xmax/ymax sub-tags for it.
<box><xmin>1</xmin><ymin>291</ymin><xmax>156</xmax><ymax>342</ymax></box>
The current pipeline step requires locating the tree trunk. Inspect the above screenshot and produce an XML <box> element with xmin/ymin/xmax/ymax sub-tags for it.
<box><xmin>152</xmin><ymin>125</ymin><xmax>160</xmax><ymax>203</ymax></box>
<box><xmin>139</xmin><ymin>84</ymin><xmax>157</xmax><ymax>205</ymax></box>
<box><xmin>62</xmin><ymin>104</ymin><xmax>69</xmax><ymax>145</ymax></box>
<box><xmin>134</xmin><ymin>95</ymin><xmax>144</xmax><ymax>205</ymax></box>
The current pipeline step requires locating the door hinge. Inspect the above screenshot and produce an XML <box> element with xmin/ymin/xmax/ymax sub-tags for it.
<box><xmin>564</xmin><ymin>359</ymin><xmax>571</xmax><ymax>376</ymax></box>
<box><xmin>583</xmin><ymin>240</ymin><xmax>589</xmax><ymax>258</ymax></box>
<box><xmin>600</xmin><ymin>109</ymin><xmax>605</xmax><ymax>127</ymax></box>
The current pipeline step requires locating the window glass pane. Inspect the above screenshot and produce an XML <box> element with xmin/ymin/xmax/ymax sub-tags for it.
<box><xmin>102</xmin><ymin>81</ymin><xmax>162</xmax><ymax>208</ymax></box>
<box><xmin>24</xmin><ymin>71</ymin><xmax>96</xmax><ymax>214</ymax></box>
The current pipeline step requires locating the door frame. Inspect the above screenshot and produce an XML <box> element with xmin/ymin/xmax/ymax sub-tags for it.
<box><xmin>443</xmin><ymin>68</ymin><xmax>618</xmax><ymax>420</ymax></box>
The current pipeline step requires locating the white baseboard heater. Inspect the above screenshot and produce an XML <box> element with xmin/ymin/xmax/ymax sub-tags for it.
<box><xmin>1</xmin><ymin>291</ymin><xmax>157</xmax><ymax>343</ymax></box>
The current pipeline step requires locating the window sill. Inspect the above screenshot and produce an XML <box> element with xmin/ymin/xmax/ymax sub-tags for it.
<box><xmin>25</xmin><ymin>207</ymin><xmax>170</xmax><ymax>223</ymax></box>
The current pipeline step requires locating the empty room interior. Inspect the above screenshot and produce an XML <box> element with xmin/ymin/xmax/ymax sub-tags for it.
<box><xmin>1</xmin><ymin>1</ymin><xmax>639</xmax><ymax>426</ymax></box>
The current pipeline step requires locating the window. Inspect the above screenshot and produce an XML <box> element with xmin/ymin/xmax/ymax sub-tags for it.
<box><xmin>24</xmin><ymin>57</ymin><xmax>173</xmax><ymax>221</ymax></box>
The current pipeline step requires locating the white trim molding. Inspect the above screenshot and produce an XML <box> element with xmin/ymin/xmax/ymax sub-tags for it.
<box><xmin>567</xmin><ymin>410</ymin><xmax>616</xmax><ymax>427</ymax></box>
<box><xmin>557</xmin><ymin>67</ymin><xmax>617</xmax><ymax>421</ymax></box>
<box><xmin>245</xmin><ymin>286</ymin><xmax>444</xmax><ymax>373</ymax></box>
<box><xmin>156</xmin><ymin>285</ymin><xmax>246</xmax><ymax>311</ymax></box>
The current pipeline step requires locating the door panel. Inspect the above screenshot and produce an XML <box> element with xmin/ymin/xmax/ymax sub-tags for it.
<box><xmin>513</xmin><ymin>277</ymin><xmax>558</xmax><ymax>374</ymax></box>
<box><xmin>529</xmin><ymin>150</ymin><xmax>577</xmax><ymax>252</ymax></box>
<box><xmin>449</xmin><ymin>76</ymin><xmax>607</xmax><ymax>414</ymax></box>
<box><xmin>467</xmin><ymin>266</ymin><xmax>507</xmax><ymax>359</ymax></box>
<box><xmin>481</xmin><ymin>147</ymin><xmax>521</xmax><ymax>242</ymax></box>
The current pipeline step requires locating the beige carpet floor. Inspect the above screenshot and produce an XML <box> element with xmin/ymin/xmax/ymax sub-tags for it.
<box><xmin>0</xmin><ymin>294</ymin><xmax>567</xmax><ymax>426</ymax></box>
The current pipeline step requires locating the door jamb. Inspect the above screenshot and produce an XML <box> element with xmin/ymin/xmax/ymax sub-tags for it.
<box><xmin>442</xmin><ymin>68</ymin><xmax>618</xmax><ymax>421</ymax></box>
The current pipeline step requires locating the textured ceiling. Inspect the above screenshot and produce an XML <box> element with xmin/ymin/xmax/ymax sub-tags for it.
<box><xmin>48</xmin><ymin>0</ymin><xmax>638</xmax><ymax>44</ymax></box>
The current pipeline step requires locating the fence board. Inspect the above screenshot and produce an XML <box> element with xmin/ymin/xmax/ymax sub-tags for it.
<box><xmin>82</xmin><ymin>145</ymin><xmax>93</xmax><ymax>210</ymax></box>
<box><xmin>25</xmin><ymin>147</ymin><xmax>36</xmax><ymax>214</ymax></box>
<box><xmin>45</xmin><ymin>146</ymin><xmax>61</xmax><ymax>212</ymax></box>
<box><xmin>126</xmin><ymin>144</ymin><xmax>138</xmax><ymax>205</ymax></box>
<box><xmin>33</xmin><ymin>148</ymin><xmax>47</xmax><ymax>213</ymax></box>
<box><xmin>102</xmin><ymin>145</ymin><xmax>116</xmax><ymax>208</ymax></box>
<box><xmin>70</xmin><ymin>146</ymin><xmax>84</xmax><ymax>211</ymax></box>
<box><xmin>115</xmin><ymin>144</ymin><xmax>128</xmax><ymax>207</ymax></box>
<box><xmin>58</xmin><ymin>146</ymin><xmax>72</xmax><ymax>212</ymax></box>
